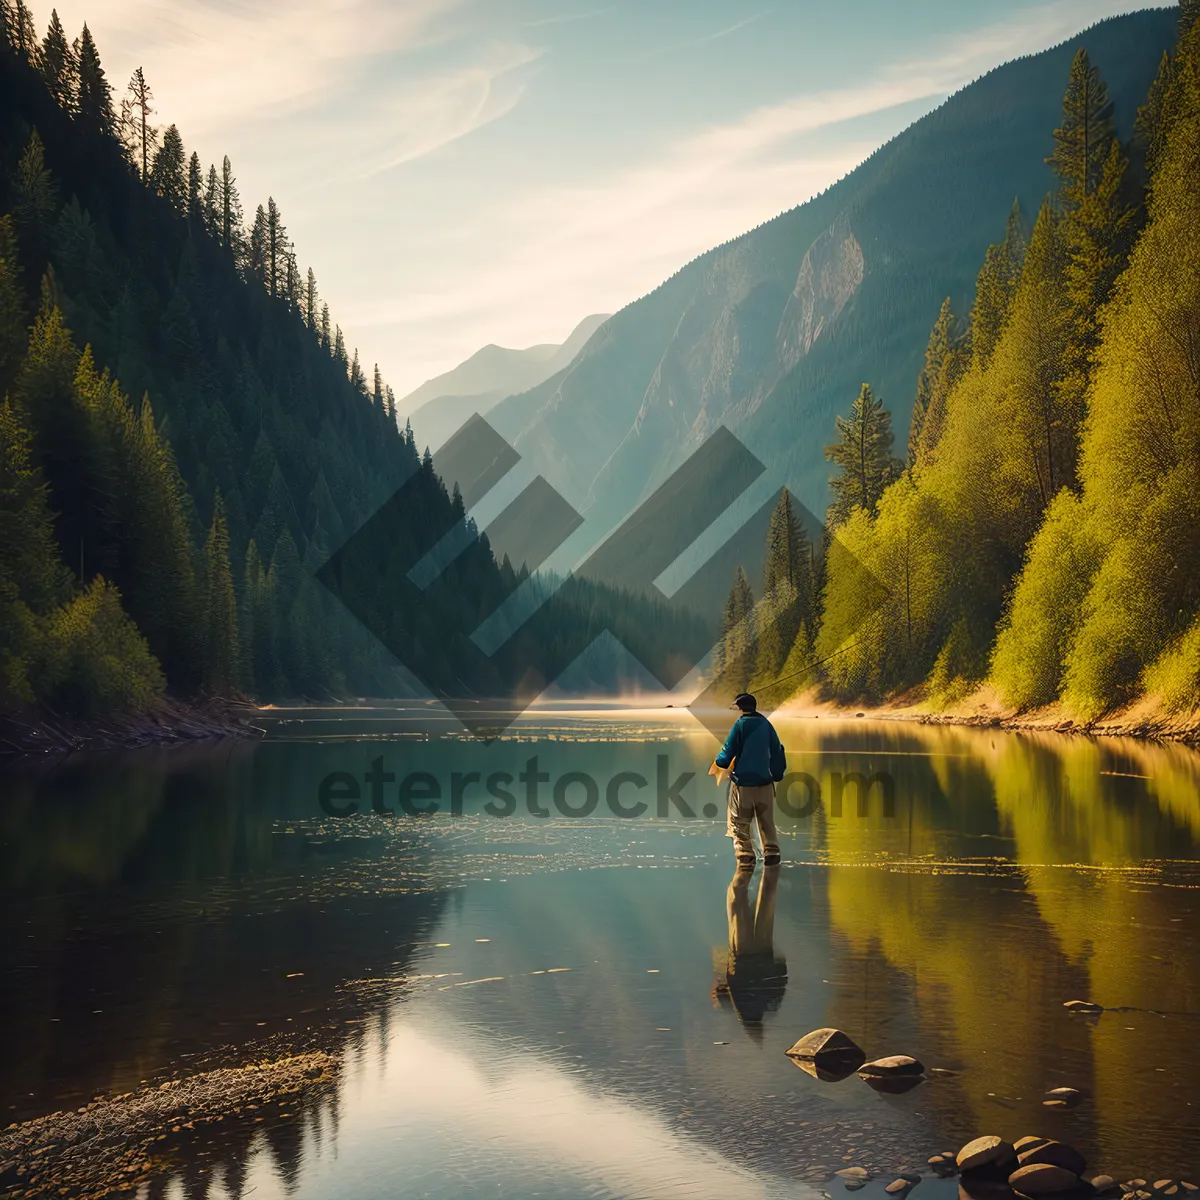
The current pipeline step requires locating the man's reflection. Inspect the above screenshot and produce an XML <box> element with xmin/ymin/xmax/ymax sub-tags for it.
<box><xmin>712</xmin><ymin>865</ymin><xmax>788</xmax><ymax>1040</ymax></box>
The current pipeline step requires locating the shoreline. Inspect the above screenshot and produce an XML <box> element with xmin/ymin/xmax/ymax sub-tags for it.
<box><xmin>0</xmin><ymin>696</ymin><xmax>263</xmax><ymax>759</ymax></box>
<box><xmin>0</xmin><ymin>1052</ymin><xmax>338</xmax><ymax>1200</ymax></box>
<box><xmin>778</xmin><ymin>688</ymin><xmax>1200</xmax><ymax>745</ymax></box>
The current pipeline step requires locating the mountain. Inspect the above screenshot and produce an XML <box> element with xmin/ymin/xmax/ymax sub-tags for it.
<box><xmin>486</xmin><ymin>9</ymin><xmax>1177</xmax><ymax>543</ymax></box>
<box><xmin>403</xmin><ymin>313</ymin><xmax>609</xmax><ymax>451</ymax></box>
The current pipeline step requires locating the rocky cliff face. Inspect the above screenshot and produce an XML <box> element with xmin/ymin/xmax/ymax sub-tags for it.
<box><xmin>777</xmin><ymin>216</ymin><xmax>865</xmax><ymax>374</ymax></box>
<box><xmin>486</xmin><ymin>10</ymin><xmax>1174</xmax><ymax>557</ymax></box>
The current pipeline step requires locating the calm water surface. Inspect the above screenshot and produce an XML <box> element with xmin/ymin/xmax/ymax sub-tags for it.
<box><xmin>2</xmin><ymin>707</ymin><xmax>1200</xmax><ymax>1198</ymax></box>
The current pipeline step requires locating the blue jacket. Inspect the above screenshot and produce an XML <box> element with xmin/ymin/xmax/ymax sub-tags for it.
<box><xmin>715</xmin><ymin>712</ymin><xmax>786</xmax><ymax>787</ymax></box>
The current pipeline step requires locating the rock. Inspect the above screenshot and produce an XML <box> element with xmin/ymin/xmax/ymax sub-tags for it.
<box><xmin>1018</xmin><ymin>1142</ymin><xmax>1087</xmax><ymax>1175</ymax></box>
<box><xmin>958</xmin><ymin>1136</ymin><xmax>1017</xmax><ymax>1173</ymax></box>
<box><xmin>859</xmin><ymin>1054</ymin><xmax>925</xmax><ymax>1077</ymax></box>
<box><xmin>1042</xmin><ymin>1087</ymin><xmax>1084</xmax><ymax>1109</ymax></box>
<box><xmin>1016</xmin><ymin>1138</ymin><xmax>1053</xmax><ymax>1156</ymax></box>
<box><xmin>1063</xmin><ymin>1001</ymin><xmax>1104</xmax><ymax>1014</ymax></box>
<box><xmin>836</xmin><ymin>1168</ymin><xmax>871</xmax><ymax>1180</ymax></box>
<box><xmin>930</xmin><ymin>1156</ymin><xmax>958</xmax><ymax>1176</ymax></box>
<box><xmin>845</xmin><ymin>1182</ymin><xmax>866</xmax><ymax>1192</ymax></box>
<box><xmin>887</xmin><ymin>1180</ymin><xmax>916</xmax><ymax>1195</ymax></box>
<box><xmin>1153</xmin><ymin>1185</ymin><xmax>1180</xmax><ymax>1196</ymax></box>
<box><xmin>787</xmin><ymin>1028</ymin><xmax>866</xmax><ymax>1081</ymax></box>
<box><xmin>1010</xmin><ymin>1164</ymin><xmax>1082</xmax><ymax>1196</ymax></box>
<box><xmin>1091</xmin><ymin>1179</ymin><xmax>1118</xmax><ymax>1195</ymax></box>
<box><xmin>860</xmin><ymin>1073</ymin><xmax>925</xmax><ymax>1094</ymax></box>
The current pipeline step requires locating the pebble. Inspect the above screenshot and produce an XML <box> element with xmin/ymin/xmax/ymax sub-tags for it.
<box><xmin>836</xmin><ymin>1168</ymin><xmax>871</xmax><ymax>1180</ymax></box>
<box><xmin>886</xmin><ymin>1180</ymin><xmax>915</xmax><ymax>1194</ymax></box>
<box><xmin>1091</xmin><ymin>1178</ymin><xmax>1117</xmax><ymax>1195</ymax></box>
<box><xmin>1063</xmin><ymin>1000</ymin><xmax>1104</xmax><ymax>1014</ymax></box>
<box><xmin>1042</xmin><ymin>1087</ymin><xmax>1083</xmax><ymax>1109</ymax></box>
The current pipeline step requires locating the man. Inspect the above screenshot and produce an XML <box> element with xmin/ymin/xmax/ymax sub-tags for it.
<box><xmin>714</xmin><ymin>692</ymin><xmax>786</xmax><ymax>867</ymax></box>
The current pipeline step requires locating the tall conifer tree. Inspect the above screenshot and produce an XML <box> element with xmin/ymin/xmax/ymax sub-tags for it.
<box><xmin>203</xmin><ymin>491</ymin><xmax>239</xmax><ymax>694</ymax></box>
<box><xmin>825</xmin><ymin>384</ymin><xmax>902</xmax><ymax>527</ymax></box>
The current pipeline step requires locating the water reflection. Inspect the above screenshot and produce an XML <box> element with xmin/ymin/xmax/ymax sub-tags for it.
<box><xmin>1</xmin><ymin>714</ymin><xmax>1200</xmax><ymax>1197</ymax></box>
<box><xmin>714</xmin><ymin>866</ymin><xmax>788</xmax><ymax>1041</ymax></box>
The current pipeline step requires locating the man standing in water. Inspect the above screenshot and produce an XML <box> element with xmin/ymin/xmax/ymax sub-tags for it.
<box><xmin>714</xmin><ymin>693</ymin><xmax>786</xmax><ymax>867</ymax></box>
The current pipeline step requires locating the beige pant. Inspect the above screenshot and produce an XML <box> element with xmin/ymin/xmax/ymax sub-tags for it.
<box><xmin>726</xmin><ymin>782</ymin><xmax>779</xmax><ymax>859</ymax></box>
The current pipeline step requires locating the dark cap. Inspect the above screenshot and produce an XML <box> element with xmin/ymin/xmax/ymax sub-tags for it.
<box><xmin>731</xmin><ymin>693</ymin><xmax>757</xmax><ymax>712</ymax></box>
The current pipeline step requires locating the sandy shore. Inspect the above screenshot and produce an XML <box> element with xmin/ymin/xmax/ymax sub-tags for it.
<box><xmin>0</xmin><ymin>1052</ymin><xmax>337</xmax><ymax>1200</ymax></box>
<box><xmin>778</xmin><ymin>686</ymin><xmax>1200</xmax><ymax>744</ymax></box>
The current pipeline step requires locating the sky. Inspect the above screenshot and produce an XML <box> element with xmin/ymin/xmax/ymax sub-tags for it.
<box><xmin>46</xmin><ymin>0</ymin><xmax>1155</xmax><ymax>401</ymax></box>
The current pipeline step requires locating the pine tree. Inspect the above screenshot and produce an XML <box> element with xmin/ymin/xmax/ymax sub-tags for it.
<box><xmin>1048</xmin><ymin>54</ymin><xmax>1133</xmax><ymax>488</ymax></box>
<box><xmin>202</xmin><ymin>490</ymin><xmax>239</xmax><ymax>693</ymax></box>
<box><xmin>202</xmin><ymin>164</ymin><xmax>220</xmax><ymax>240</ymax></box>
<box><xmin>305</xmin><ymin>267</ymin><xmax>318</xmax><ymax>328</ymax></box>
<box><xmin>384</xmin><ymin>385</ymin><xmax>397</xmax><ymax>423</ymax></box>
<box><xmin>1048</xmin><ymin>49</ymin><xmax>1116</xmax><ymax>207</ymax></box>
<box><xmin>825</xmin><ymin>383</ymin><xmax>902</xmax><ymax>527</ymax></box>
<box><xmin>372</xmin><ymin>364</ymin><xmax>383</xmax><ymax>408</ymax></box>
<box><xmin>249</xmin><ymin>203</ymin><xmax>267</xmax><ymax>283</ymax></box>
<box><xmin>75</xmin><ymin>24</ymin><xmax>115</xmax><ymax>138</ymax></box>
<box><xmin>265</xmin><ymin>197</ymin><xmax>288</xmax><ymax>298</ymax></box>
<box><xmin>1135</xmin><ymin>52</ymin><xmax>1177</xmax><ymax>180</ymax></box>
<box><xmin>754</xmin><ymin>488</ymin><xmax>811</xmax><ymax>682</ymax></box>
<box><xmin>0</xmin><ymin>216</ymin><xmax>25</xmax><ymax>398</ymax></box>
<box><xmin>349</xmin><ymin>349</ymin><xmax>365</xmax><ymax>393</ymax></box>
<box><xmin>219</xmin><ymin>156</ymin><xmax>244</xmax><ymax>260</ymax></box>
<box><xmin>187</xmin><ymin>151</ymin><xmax>202</xmax><ymax>220</ymax></box>
<box><xmin>970</xmin><ymin>199</ymin><xmax>1026</xmax><ymax>367</ymax></box>
<box><xmin>320</xmin><ymin>303</ymin><xmax>331</xmax><ymax>350</ymax></box>
<box><xmin>908</xmin><ymin>298</ymin><xmax>965</xmax><ymax>467</ymax></box>
<box><xmin>118</xmin><ymin>67</ymin><xmax>155</xmax><ymax>179</ymax></box>
<box><xmin>150</xmin><ymin>124</ymin><xmax>187</xmax><ymax>213</ymax></box>
<box><xmin>14</xmin><ymin>130</ymin><xmax>57</xmax><ymax>234</ymax></box>
<box><xmin>2</xmin><ymin>0</ymin><xmax>36</xmax><ymax>60</ymax></box>
<box><xmin>39</xmin><ymin>10</ymin><xmax>78</xmax><ymax>111</ymax></box>
<box><xmin>716</xmin><ymin>566</ymin><xmax>756</xmax><ymax>693</ymax></box>
<box><xmin>0</xmin><ymin>399</ymin><xmax>70</xmax><ymax>614</ymax></box>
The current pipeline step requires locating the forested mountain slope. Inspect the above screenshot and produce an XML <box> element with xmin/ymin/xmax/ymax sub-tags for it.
<box><xmin>487</xmin><ymin>9</ymin><xmax>1177</xmax><ymax>540</ymax></box>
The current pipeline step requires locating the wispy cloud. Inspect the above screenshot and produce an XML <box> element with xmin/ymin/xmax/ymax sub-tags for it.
<box><xmin>51</xmin><ymin>0</ymin><xmax>468</xmax><ymax>137</ymax></box>
<box><xmin>43</xmin><ymin>0</ymin><xmax>1154</xmax><ymax>398</ymax></box>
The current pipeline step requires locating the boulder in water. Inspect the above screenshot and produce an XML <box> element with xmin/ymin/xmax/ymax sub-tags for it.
<box><xmin>786</xmin><ymin>1028</ymin><xmax>866</xmax><ymax>1081</ymax></box>
<box><xmin>957</xmin><ymin>1136</ymin><xmax>1017</xmax><ymax>1174</ymax></box>
<box><xmin>1018</xmin><ymin>1142</ymin><xmax>1086</xmax><ymax>1175</ymax></box>
<box><xmin>1009</xmin><ymin>1164</ymin><xmax>1082</xmax><ymax>1196</ymax></box>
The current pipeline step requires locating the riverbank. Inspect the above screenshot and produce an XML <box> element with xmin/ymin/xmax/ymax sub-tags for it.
<box><xmin>0</xmin><ymin>1052</ymin><xmax>338</xmax><ymax>1200</ymax></box>
<box><xmin>0</xmin><ymin>696</ymin><xmax>263</xmax><ymax>758</ymax></box>
<box><xmin>778</xmin><ymin>685</ymin><xmax>1200</xmax><ymax>744</ymax></box>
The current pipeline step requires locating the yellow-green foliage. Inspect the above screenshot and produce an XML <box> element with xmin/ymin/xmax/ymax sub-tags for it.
<box><xmin>38</xmin><ymin>577</ymin><xmax>164</xmax><ymax>715</ymax></box>
<box><xmin>1057</xmin><ymin>22</ymin><xmax>1200</xmax><ymax>717</ymax></box>
<box><xmin>817</xmin><ymin>474</ymin><xmax>950</xmax><ymax>700</ymax></box>
<box><xmin>991</xmin><ymin>490</ymin><xmax>1101</xmax><ymax>709</ymax></box>
<box><xmin>813</xmin><ymin>28</ymin><xmax>1200</xmax><ymax>719</ymax></box>
<box><xmin>1144</xmin><ymin>616</ymin><xmax>1200</xmax><ymax>714</ymax></box>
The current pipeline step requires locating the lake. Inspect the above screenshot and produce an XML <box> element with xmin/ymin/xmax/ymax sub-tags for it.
<box><xmin>2</xmin><ymin>707</ymin><xmax>1199</xmax><ymax>1199</ymax></box>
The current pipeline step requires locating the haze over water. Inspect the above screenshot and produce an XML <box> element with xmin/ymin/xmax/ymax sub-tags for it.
<box><xmin>3</xmin><ymin>709</ymin><xmax>1199</xmax><ymax>1198</ymax></box>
